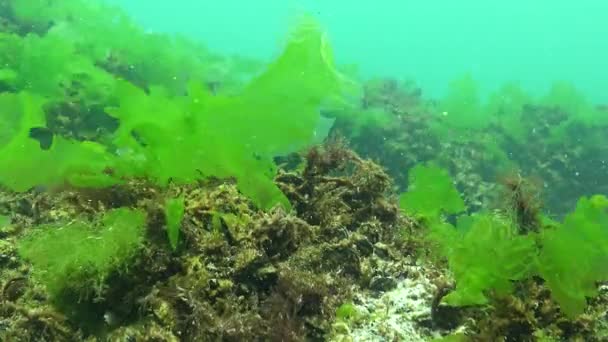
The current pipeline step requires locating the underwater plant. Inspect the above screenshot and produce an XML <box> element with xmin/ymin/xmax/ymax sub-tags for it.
<box><xmin>434</xmin><ymin>74</ymin><xmax>488</xmax><ymax>135</ymax></box>
<box><xmin>337</xmin><ymin>71</ymin><xmax>608</xmax><ymax>218</ymax></box>
<box><xmin>498</xmin><ymin>172</ymin><xmax>543</xmax><ymax>233</ymax></box>
<box><xmin>538</xmin><ymin>195</ymin><xmax>608</xmax><ymax>317</ymax></box>
<box><xmin>402</xmin><ymin>163</ymin><xmax>608</xmax><ymax>318</ymax></box>
<box><xmin>430</xmin><ymin>213</ymin><xmax>537</xmax><ymax>306</ymax></box>
<box><xmin>399</xmin><ymin>163</ymin><xmax>465</xmax><ymax>218</ymax></box>
<box><xmin>18</xmin><ymin>208</ymin><xmax>146</xmax><ymax>302</ymax></box>
<box><xmin>0</xmin><ymin>9</ymin><xmax>348</xmax><ymax>210</ymax></box>
<box><xmin>105</xmin><ymin>16</ymin><xmax>346</xmax><ymax>209</ymax></box>
<box><xmin>0</xmin><ymin>92</ymin><xmax>116</xmax><ymax>192</ymax></box>
<box><xmin>165</xmin><ymin>196</ymin><xmax>185</xmax><ymax>251</ymax></box>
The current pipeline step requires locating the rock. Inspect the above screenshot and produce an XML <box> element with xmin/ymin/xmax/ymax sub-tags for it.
<box><xmin>353</xmin><ymin>234</ymin><xmax>374</xmax><ymax>256</ymax></box>
<box><xmin>432</xmin><ymin>302</ymin><xmax>463</xmax><ymax>330</ymax></box>
<box><xmin>369</xmin><ymin>275</ymin><xmax>397</xmax><ymax>292</ymax></box>
<box><xmin>373</xmin><ymin>242</ymin><xmax>391</xmax><ymax>259</ymax></box>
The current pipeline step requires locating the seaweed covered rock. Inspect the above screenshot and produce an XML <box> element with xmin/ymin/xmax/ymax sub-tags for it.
<box><xmin>277</xmin><ymin>139</ymin><xmax>399</xmax><ymax>238</ymax></box>
<box><xmin>18</xmin><ymin>208</ymin><xmax>146</xmax><ymax>304</ymax></box>
<box><xmin>0</xmin><ymin>138</ymin><xmax>408</xmax><ymax>340</ymax></box>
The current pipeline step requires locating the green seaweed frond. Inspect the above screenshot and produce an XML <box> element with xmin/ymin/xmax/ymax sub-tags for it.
<box><xmin>165</xmin><ymin>196</ymin><xmax>185</xmax><ymax>251</ymax></box>
<box><xmin>399</xmin><ymin>163</ymin><xmax>465</xmax><ymax>218</ymax></box>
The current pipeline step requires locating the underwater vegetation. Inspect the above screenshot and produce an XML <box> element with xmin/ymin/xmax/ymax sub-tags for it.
<box><xmin>331</xmin><ymin>75</ymin><xmax>608</xmax><ymax>217</ymax></box>
<box><xmin>17</xmin><ymin>208</ymin><xmax>146</xmax><ymax>323</ymax></box>
<box><xmin>391</xmin><ymin>163</ymin><xmax>608</xmax><ymax>341</ymax></box>
<box><xmin>401</xmin><ymin>164</ymin><xmax>608</xmax><ymax>317</ymax></box>
<box><xmin>0</xmin><ymin>1</ymin><xmax>348</xmax><ymax>210</ymax></box>
<box><xmin>0</xmin><ymin>0</ymin><xmax>608</xmax><ymax>341</ymax></box>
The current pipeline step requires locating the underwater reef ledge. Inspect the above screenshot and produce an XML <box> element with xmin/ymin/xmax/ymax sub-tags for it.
<box><xmin>2</xmin><ymin>142</ymin><xmax>608</xmax><ymax>341</ymax></box>
<box><xmin>0</xmin><ymin>142</ymin><xmax>416</xmax><ymax>341</ymax></box>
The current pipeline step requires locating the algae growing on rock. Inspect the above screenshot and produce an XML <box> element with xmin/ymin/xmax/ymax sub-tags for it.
<box><xmin>1</xmin><ymin>0</ymin><xmax>608</xmax><ymax>341</ymax></box>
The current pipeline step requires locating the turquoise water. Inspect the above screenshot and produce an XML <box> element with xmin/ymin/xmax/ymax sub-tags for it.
<box><xmin>111</xmin><ymin>0</ymin><xmax>608</xmax><ymax>102</ymax></box>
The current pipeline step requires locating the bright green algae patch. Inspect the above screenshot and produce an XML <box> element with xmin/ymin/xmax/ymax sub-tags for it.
<box><xmin>0</xmin><ymin>12</ymin><xmax>346</xmax><ymax>210</ymax></box>
<box><xmin>18</xmin><ymin>208</ymin><xmax>146</xmax><ymax>301</ymax></box>
<box><xmin>430</xmin><ymin>214</ymin><xmax>537</xmax><ymax>306</ymax></box>
<box><xmin>400</xmin><ymin>163</ymin><xmax>608</xmax><ymax>317</ymax></box>
<box><xmin>538</xmin><ymin>195</ymin><xmax>608</xmax><ymax>317</ymax></box>
<box><xmin>0</xmin><ymin>92</ymin><xmax>116</xmax><ymax>191</ymax></box>
<box><xmin>165</xmin><ymin>196</ymin><xmax>185</xmax><ymax>251</ymax></box>
<box><xmin>105</xmin><ymin>16</ymin><xmax>343</xmax><ymax>209</ymax></box>
<box><xmin>399</xmin><ymin>163</ymin><xmax>465</xmax><ymax>218</ymax></box>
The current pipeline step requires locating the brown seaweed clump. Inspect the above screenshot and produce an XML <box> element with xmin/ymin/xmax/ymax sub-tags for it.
<box><xmin>457</xmin><ymin>279</ymin><xmax>606</xmax><ymax>342</ymax></box>
<box><xmin>498</xmin><ymin>171</ymin><xmax>543</xmax><ymax>233</ymax></box>
<box><xmin>277</xmin><ymin>137</ymin><xmax>399</xmax><ymax>240</ymax></box>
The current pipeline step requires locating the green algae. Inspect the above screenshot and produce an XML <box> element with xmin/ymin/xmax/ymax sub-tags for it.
<box><xmin>399</xmin><ymin>163</ymin><xmax>465</xmax><ymax>218</ymax></box>
<box><xmin>18</xmin><ymin>208</ymin><xmax>146</xmax><ymax>301</ymax></box>
<box><xmin>0</xmin><ymin>4</ymin><xmax>347</xmax><ymax>210</ymax></box>
<box><xmin>165</xmin><ymin>196</ymin><xmax>185</xmax><ymax>251</ymax></box>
